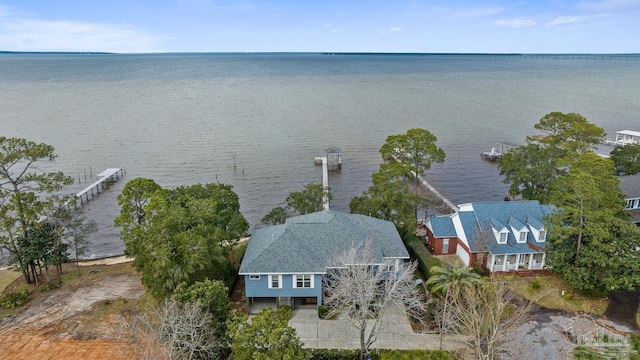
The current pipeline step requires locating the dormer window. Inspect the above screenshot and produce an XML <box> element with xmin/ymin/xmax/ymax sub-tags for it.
<box><xmin>519</xmin><ymin>231</ymin><xmax>527</xmax><ymax>242</ymax></box>
<box><xmin>499</xmin><ymin>232</ymin><xmax>508</xmax><ymax>244</ymax></box>
<box><xmin>539</xmin><ymin>230</ymin><xmax>547</xmax><ymax>242</ymax></box>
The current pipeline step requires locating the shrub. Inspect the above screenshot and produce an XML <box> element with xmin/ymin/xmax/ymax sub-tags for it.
<box><xmin>318</xmin><ymin>305</ymin><xmax>328</xmax><ymax>319</ymax></box>
<box><xmin>471</xmin><ymin>263</ymin><xmax>489</xmax><ymax>276</ymax></box>
<box><xmin>311</xmin><ymin>349</ymin><xmax>360</xmax><ymax>360</ymax></box>
<box><xmin>379</xmin><ymin>349</ymin><xmax>452</xmax><ymax>360</ymax></box>
<box><xmin>0</xmin><ymin>289</ymin><xmax>31</xmax><ymax>309</ymax></box>
<box><xmin>404</xmin><ymin>235</ymin><xmax>442</xmax><ymax>279</ymax></box>
<box><xmin>530</xmin><ymin>278</ymin><xmax>541</xmax><ymax>290</ymax></box>
<box><xmin>42</xmin><ymin>281</ymin><xmax>60</xmax><ymax>291</ymax></box>
<box><xmin>563</xmin><ymin>292</ymin><xmax>574</xmax><ymax>300</ymax></box>
<box><xmin>310</xmin><ymin>349</ymin><xmax>453</xmax><ymax>360</ymax></box>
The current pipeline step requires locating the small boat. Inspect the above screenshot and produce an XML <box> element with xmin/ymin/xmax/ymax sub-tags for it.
<box><xmin>481</xmin><ymin>142</ymin><xmax>518</xmax><ymax>161</ymax></box>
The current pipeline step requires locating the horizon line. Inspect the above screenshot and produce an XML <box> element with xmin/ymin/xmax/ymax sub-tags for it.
<box><xmin>1</xmin><ymin>51</ymin><xmax>639</xmax><ymax>56</ymax></box>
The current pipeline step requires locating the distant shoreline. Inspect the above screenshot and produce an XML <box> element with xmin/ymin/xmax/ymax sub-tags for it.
<box><xmin>1</xmin><ymin>51</ymin><xmax>639</xmax><ymax>57</ymax></box>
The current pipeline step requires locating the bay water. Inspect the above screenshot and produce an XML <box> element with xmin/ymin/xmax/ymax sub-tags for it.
<box><xmin>1</xmin><ymin>53</ymin><xmax>639</xmax><ymax>259</ymax></box>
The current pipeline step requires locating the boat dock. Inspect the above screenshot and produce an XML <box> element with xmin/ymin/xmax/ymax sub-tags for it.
<box><xmin>603</xmin><ymin>130</ymin><xmax>640</xmax><ymax>147</ymax></box>
<box><xmin>481</xmin><ymin>141</ymin><xmax>518</xmax><ymax>161</ymax></box>
<box><xmin>69</xmin><ymin>168</ymin><xmax>124</xmax><ymax>207</ymax></box>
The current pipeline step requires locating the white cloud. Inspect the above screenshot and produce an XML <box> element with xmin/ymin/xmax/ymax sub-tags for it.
<box><xmin>0</xmin><ymin>18</ymin><xmax>164</xmax><ymax>53</ymax></box>
<box><xmin>495</xmin><ymin>19</ymin><xmax>536</xmax><ymax>27</ymax></box>
<box><xmin>376</xmin><ymin>27</ymin><xmax>403</xmax><ymax>35</ymax></box>
<box><xmin>548</xmin><ymin>16</ymin><xmax>579</xmax><ymax>26</ymax></box>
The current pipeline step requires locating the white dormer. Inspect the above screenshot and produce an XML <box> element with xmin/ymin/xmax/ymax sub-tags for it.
<box><xmin>538</xmin><ymin>229</ymin><xmax>547</xmax><ymax>242</ymax></box>
<box><xmin>490</xmin><ymin>218</ymin><xmax>509</xmax><ymax>244</ymax></box>
<box><xmin>508</xmin><ymin>217</ymin><xmax>528</xmax><ymax>244</ymax></box>
<box><xmin>517</xmin><ymin>229</ymin><xmax>529</xmax><ymax>243</ymax></box>
<box><xmin>525</xmin><ymin>216</ymin><xmax>546</xmax><ymax>242</ymax></box>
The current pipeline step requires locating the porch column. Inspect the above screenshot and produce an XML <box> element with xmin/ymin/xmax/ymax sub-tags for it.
<box><xmin>528</xmin><ymin>253</ymin><xmax>533</xmax><ymax>270</ymax></box>
<box><xmin>488</xmin><ymin>254</ymin><xmax>494</xmax><ymax>272</ymax></box>
<box><xmin>541</xmin><ymin>252</ymin><xmax>546</xmax><ymax>268</ymax></box>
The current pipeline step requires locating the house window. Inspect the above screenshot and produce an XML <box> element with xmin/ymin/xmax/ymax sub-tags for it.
<box><xmin>294</xmin><ymin>274</ymin><xmax>313</xmax><ymax>288</ymax></box>
<box><xmin>499</xmin><ymin>232</ymin><xmax>508</xmax><ymax>244</ymax></box>
<box><xmin>249</xmin><ymin>275</ymin><xmax>260</xmax><ymax>280</ymax></box>
<box><xmin>442</xmin><ymin>239</ymin><xmax>449</xmax><ymax>253</ymax></box>
<box><xmin>519</xmin><ymin>231</ymin><xmax>527</xmax><ymax>243</ymax></box>
<box><xmin>384</xmin><ymin>258</ymin><xmax>396</xmax><ymax>272</ymax></box>
<box><xmin>539</xmin><ymin>230</ymin><xmax>547</xmax><ymax>242</ymax></box>
<box><xmin>268</xmin><ymin>275</ymin><xmax>282</xmax><ymax>289</ymax></box>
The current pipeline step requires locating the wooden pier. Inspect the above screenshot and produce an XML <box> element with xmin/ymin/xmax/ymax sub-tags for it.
<box><xmin>68</xmin><ymin>168</ymin><xmax>124</xmax><ymax>207</ymax></box>
<box><xmin>314</xmin><ymin>156</ymin><xmax>331</xmax><ymax>210</ymax></box>
<box><xmin>389</xmin><ymin>153</ymin><xmax>458</xmax><ymax>214</ymax></box>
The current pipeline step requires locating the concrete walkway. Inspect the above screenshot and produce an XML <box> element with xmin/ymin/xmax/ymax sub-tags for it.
<box><xmin>288</xmin><ymin>303</ymin><xmax>465</xmax><ymax>352</ymax></box>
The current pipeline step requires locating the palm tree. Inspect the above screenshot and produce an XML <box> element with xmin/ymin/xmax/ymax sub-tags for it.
<box><xmin>426</xmin><ymin>265</ymin><xmax>481</xmax><ymax>296</ymax></box>
<box><xmin>427</xmin><ymin>265</ymin><xmax>482</xmax><ymax>350</ymax></box>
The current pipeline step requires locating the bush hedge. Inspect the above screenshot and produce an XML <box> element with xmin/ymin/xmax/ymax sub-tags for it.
<box><xmin>310</xmin><ymin>349</ymin><xmax>452</xmax><ymax>360</ymax></box>
<box><xmin>0</xmin><ymin>289</ymin><xmax>30</xmax><ymax>309</ymax></box>
<box><xmin>404</xmin><ymin>234</ymin><xmax>442</xmax><ymax>279</ymax></box>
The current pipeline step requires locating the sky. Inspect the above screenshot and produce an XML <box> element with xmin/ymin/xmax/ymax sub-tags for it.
<box><xmin>0</xmin><ymin>0</ymin><xmax>638</xmax><ymax>53</ymax></box>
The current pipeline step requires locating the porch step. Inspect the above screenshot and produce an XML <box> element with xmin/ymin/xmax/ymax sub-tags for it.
<box><xmin>516</xmin><ymin>270</ymin><xmax>535</xmax><ymax>277</ymax></box>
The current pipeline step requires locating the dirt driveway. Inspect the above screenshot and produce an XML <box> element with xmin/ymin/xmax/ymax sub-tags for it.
<box><xmin>0</xmin><ymin>272</ymin><xmax>144</xmax><ymax>360</ymax></box>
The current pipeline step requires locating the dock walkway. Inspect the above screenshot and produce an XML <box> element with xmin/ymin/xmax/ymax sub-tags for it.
<box><xmin>69</xmin><ymin>168</ymin><xmax>124</xmax><ymax>207</ymax></box>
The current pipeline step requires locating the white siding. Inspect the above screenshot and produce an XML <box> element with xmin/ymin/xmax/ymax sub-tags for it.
<box><xmin>456</xmin><ymin>245</ymin><xmax>471</xmax><ymax>266</ymax></box>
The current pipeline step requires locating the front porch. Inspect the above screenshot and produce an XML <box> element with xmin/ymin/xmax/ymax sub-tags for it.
<box><xmin>489</xmin><ymin>252</ymin><xmax>545</xmax><ymax>273</ymax></box>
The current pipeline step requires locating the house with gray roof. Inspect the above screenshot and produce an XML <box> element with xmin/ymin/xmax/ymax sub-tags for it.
<box><xmin>239</xmin><ymin>210</ymin><xmax>409</xmax><ymax>313</ymax></box>
<box><xmin>619</xmin><ymin>175</ymin><xmax>640</xmax><ymax>224</ymax></box>
<box><xmin>424</xmin><ymin>200</ymin><xmax>553</xmax><ymax>273</ymax></box>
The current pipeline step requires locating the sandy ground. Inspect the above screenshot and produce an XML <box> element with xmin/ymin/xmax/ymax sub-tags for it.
<box><xmin>0</xmin><ymin>272</ymin><xmax>144</xmax><ymax>360</ymax></box>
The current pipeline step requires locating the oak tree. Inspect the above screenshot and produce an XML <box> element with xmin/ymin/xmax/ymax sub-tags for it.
<box><xmin>116</xmin><ymin>181</ymin><xmax>248</xmax><ymax>298</ymax></box>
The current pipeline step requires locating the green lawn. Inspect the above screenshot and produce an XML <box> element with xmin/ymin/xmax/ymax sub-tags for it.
<box><xmin>509</xmin><ymin>274</ymin><xmax>609</xmax><ymax>315</ymax></box>
<box><xmin>0</xmin><ymin>269</ymin><xmax>22</xmax><ymax>294</ymax></box>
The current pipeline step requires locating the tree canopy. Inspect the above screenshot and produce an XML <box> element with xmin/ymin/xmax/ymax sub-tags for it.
<box><xmin>349</xmin><ymin>163</ymin><xmax>418</xmax><ymax>229</ymax></box>
<box><xmin>228</xmin><ymin>307</ymin><xmax>310</xmax><ymax>360</ymax></box>
<box><xmin>498</xmin><ymin>113</ymin><xmax>640</xmax><ymax>292</ymax></box>
<box><xmin>545</xmin><ymin>152</ymin><xmax>640</xmax><ymax>291</ymax></box>
<box><xmin>351</xmin><ymin>128</ymin><xmax>445</xmax><ymax>232</ymax></box>
<box><xmin>261</xmin><ymin>183</ymin><xmax>330</xmax><ymax>225</ymax></box>
<box><xmin>498</xmin><ymin>112</ymin><xmax>605</xmax><ymax>201</ymax></box>
<box><xmin>426</xmin><ymin>265</ymin><xmax>481</xmax><ymax>297</ymax></box>
<box><xmin>116</xmin><ymin>179</ymin><xmax>248</xmax><ymax>299</ymax></box>
<box><xmin>610</xmin><ymin>143</ymin><xmax>640</xmax><ymax>176</ymax></box>
<box><xmin>174</xmin><ymin>279</ymin><xmax>233</xmax><ymax>342</ymax></box>
<box><xmin>0</xmin><ymin>137</ymin><xmax>74</xmax><ymax>283</ymax></box>
<box><xmin>379</xmin><ymin>128</ymin><xmax>445</xmax><ymax>180</ymax></box>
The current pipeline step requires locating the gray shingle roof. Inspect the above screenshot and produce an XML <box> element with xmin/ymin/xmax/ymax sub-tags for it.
<box><xmin>429</xmin><ymin>216</ymin><xmax>457</xmax><ymax>237</ymax></box>
<box><xmin>239</xmin><ymin>210</ymin><xmax>409</xmax><ymax>274</ymax></box>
